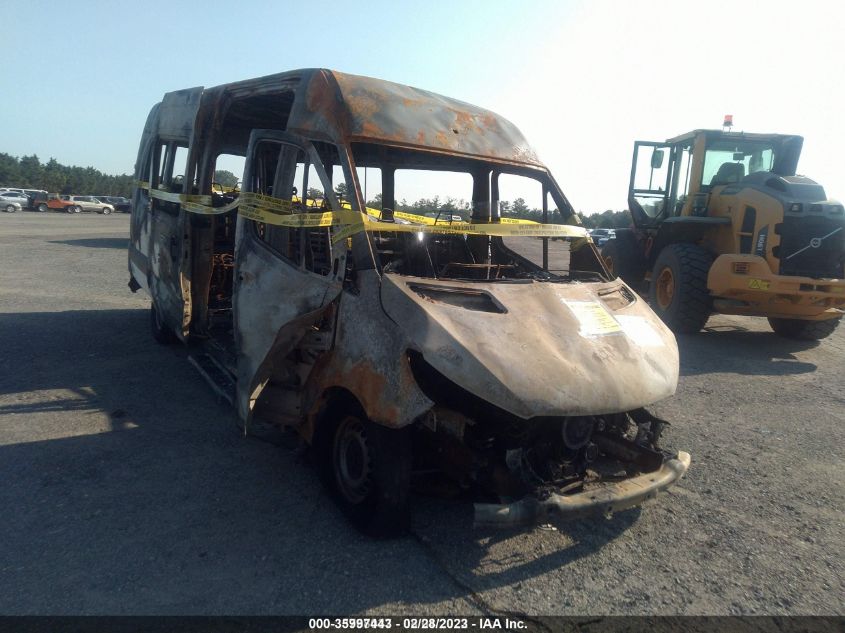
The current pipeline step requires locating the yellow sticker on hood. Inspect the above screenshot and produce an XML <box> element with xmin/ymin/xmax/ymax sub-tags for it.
<box><xmin>564</xmin><ymin>301</ymin><xmax>622</xmax><ymax>336</ymax></box>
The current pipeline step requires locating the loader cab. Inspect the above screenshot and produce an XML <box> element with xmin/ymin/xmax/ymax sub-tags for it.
<box><xmin>628</xmin><ymin>130</ymin><xmax>804</xmax><ymax>227</ymax></box>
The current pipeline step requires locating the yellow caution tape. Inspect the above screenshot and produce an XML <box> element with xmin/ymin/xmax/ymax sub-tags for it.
<box><xmin>134</xmin><ymin>182</ymin><xmax>588</xmax><ymax>244</ymax></box>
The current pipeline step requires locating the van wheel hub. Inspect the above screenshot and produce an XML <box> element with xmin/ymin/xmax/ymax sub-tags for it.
<box><xmin>334</xmin><ymin>416</ymin><xmax>373</xmax><ymax>504</ymax></box>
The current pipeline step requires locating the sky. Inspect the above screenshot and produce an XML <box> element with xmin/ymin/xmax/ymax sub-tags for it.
<box><xmin>1</xmin><ymin>0</ymin><xmax>843</xmax><ymax>214</ymax></box>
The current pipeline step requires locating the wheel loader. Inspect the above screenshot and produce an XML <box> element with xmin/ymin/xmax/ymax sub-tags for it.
<box><xmin>603</xmin><ymin>122</ymin><xmax>845</xmax><ymax>339</ymax></box>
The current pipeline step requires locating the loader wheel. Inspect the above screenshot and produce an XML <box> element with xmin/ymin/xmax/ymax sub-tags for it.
<box><xmin>602</xmin><ymin>236</ymin><xmax>646</xmax><ymax>288</ymax></box>
<box><xmin>648</xmin><ymin>243</ymin><xmax>713</xmax><ymax>334</ymax></box>
<box><xmin>320</xmin><ymin>411</ymin><xmax>411</xmax><ymax>537</ymax></box>
<box><xmin>768</xmin><ymin>317</ymin><xmax>841</xmax><ymax>341</ymax></box>
<box><xmin>150</xmin><ymin>301</ymin><xmax>176</xmax><ymax>344</ymax></box>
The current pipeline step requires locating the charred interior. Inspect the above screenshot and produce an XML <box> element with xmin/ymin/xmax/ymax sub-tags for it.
<box><xmin>350</xmin><ymin>142</ymin><xmax>610</xmax><ymax>283</ymax></box>
<box><xmin>407</xmin><ymin>350</ymin><xmax>668</xmax><ymax>500</ymax></box>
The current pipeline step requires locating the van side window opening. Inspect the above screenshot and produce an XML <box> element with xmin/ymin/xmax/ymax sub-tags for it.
<box><xmin>495</xmin><ymin>171</ymin><xmax>598</xmax><ymax>278</ymax></box>
<box><xmin>248</xmin><ymin>139</ymin><xmax>335</xmax><ymax>276</ymax></box>
<box><xmin>151</xmin><ymin>140</ymin><xmax>189</xmax><ymax>214</ymax></box>
<box><xmin>213</xmin><ymin>154</ymin><xmax>245</xmax><ymax>194</ymax></box>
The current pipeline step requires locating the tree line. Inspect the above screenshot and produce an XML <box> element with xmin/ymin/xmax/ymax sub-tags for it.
<box><xmin>343</xmin><ymin>185</ymin><xmax>633</xmax><ymax>229</ymax></box>
<box><xmin>0</xmin><ymin>152</ymin><xmax>634</xmax><ymax>227</ymax></box>
<box><xmin>0</xmin><ymin>153</ymin><xmax>135</xmax><ymax>196</ymax></box>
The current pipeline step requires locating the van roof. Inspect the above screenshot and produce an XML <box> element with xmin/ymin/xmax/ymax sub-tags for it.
<box><xmin>195</xmin><ymin>69</ymin><xmax>544</xmax><ymax>168</ymax></box>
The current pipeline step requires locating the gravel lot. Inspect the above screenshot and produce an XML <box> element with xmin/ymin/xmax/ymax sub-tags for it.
<box><xmin>0</xmin><ymin>213</ymin><xmax>842</xmax><ymax>616</ymax></box>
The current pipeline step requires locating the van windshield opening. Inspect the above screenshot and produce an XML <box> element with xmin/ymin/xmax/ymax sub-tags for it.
<box><xmin>350</xmin><ymin>144</ymin><xmax>607</xmax><ymax>282</ymax></box>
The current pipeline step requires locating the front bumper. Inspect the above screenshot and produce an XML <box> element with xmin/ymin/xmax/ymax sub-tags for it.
<box><xmin>708</xmin><ymin>255</ymin><xmax>845</xmax><ymax>319</ymax></box>
<box><xmin>474</xmin><ymin>451</ymin><xmax>691</xmax><ymax>527</ymax></box>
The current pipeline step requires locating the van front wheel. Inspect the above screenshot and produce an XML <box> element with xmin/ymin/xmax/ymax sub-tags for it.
<box><xmin>323</xmin><ymin>413</ymin><xmax>411</xmax><ymax>537</ymax></box>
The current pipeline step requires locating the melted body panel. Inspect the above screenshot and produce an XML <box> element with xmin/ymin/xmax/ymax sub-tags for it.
<box><xmin>381</xmin><ymin>275</ymin><xmax>678</xmax><ymax>419</ymax></box>
<box><xmin>129</xmin><ymin>69</ymin><xmax>688</xmax><ymax>530</ymax></box>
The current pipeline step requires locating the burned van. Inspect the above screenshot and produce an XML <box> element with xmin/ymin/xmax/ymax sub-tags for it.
<box><xmin>129</xmin><ymin>69</ymin><xmax>690</xmax><ymax>535</ymax></box>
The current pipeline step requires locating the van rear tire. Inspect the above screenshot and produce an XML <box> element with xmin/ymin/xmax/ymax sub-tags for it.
<box><xmin>768</xmin><ymin>317</ymin><xmax>840</xmax><ymax>341</ymax></box>
<box><xmin>150</xmin><ymin>302</ymin><xmax>177</xmax><ymax>344</ymax></box>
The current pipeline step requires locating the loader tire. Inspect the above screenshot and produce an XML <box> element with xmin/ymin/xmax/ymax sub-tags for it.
<box><xmin>648</xmin><ymin>243</ymin><xmax>713</xmax><ymax>334</ymax></box>
<box><xmin>768</xmin><ymin>317</ymin><xmax>841</xmax><ymax>341</ymax></box>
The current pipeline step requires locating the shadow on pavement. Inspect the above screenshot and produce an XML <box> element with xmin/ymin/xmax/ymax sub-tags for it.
<box><xmin>411</xmin><ymin>496</ymin><xmax>641</xmax><ymax>591</ymax></box>
<box><xmin>0</xmin><ymin>308</ymin><xmax>677</xmax><ymax>613</ymax></box>
<box><xmin>677</xmin><ymin>328</ymin><xmax>818</xmax><ymax>377</ymax></box>
<box><xmin>0</xmin><ymin>309</ymin><xmax>471</xmax><ymax>613</ymax></box>
<box><xmin>50</xmin><ymin>238</ymin><xmax>129</xmax><ymax>249</ymax></box>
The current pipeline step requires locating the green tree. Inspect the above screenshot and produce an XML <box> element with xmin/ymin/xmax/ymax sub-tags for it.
<box><xmin>18</xmin><ymin>155</ymin><xmax>43</xmax><ymax>187</ymax></box>
<box><xmin>367</xmin><ymin>193</ymin><xmax>383</xmax><ymax>210</ymax></box>
<box><xmin>334</xmin><ymin>182</ymin><xmax>349</xmax><ymax>199</ymax></box>
<box><xmin>0</xmin><ymin>153</ymin><xmax>22</xmax><ymax>186</ymax></box>
<box><xmin>213</xmin><ymin>170</ymin><xmax>239</xmax><ymax>188</ymax></box>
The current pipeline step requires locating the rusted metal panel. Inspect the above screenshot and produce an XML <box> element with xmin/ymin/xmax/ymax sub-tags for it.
<box><xmin>302</xmin><ymin>270</ymin><xmax>434</xmax><ymax>431</ymax></box>
<box><xmin>237</xmin><ymin>69</ymin><xmax>546</xmax><ymax>167</ymax></box>
<box><xmin>158</xmin><ymin>87</ymin><xmax>204</xmax><ymax>141</ymax></box>
<box><xmin>233</xmin><ymin>223</ymin><xmax>343</xmax><ymax>422</ymax></box>
<box><xmin>379</xmin><ymin>274</ymin><xmax>678</xmax><ymax>418</ymax></box>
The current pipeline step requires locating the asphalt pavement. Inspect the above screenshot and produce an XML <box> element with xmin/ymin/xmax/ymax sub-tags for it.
<box><xmin>0</xmin><ymin>213</ymin><xmax>842</xmax><ymax>615</ymax></box>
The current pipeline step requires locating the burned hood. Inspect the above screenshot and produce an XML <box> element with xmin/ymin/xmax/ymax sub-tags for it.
<box><xmin>380</xmin><ymin>275</ymin><xmax>679</xmax><ymax>419</ymax></box>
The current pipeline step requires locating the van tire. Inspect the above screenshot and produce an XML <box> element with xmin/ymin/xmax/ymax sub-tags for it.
<box><xmin>648</xmin><ymin>243</ymin><xmax>713</xmax><ymax>334</ymax></box>
<box><xmin>150</xmin><ymin>302</ymin><xmax>177</xmax><ymax>344</ymax></box>
<box><xmin>320</xmin><ymin>411</ymin><xmax>411</xmax><ymax>537</ymax></box>
<box><xmin>768</xmin><ymin>317</ymin><xmax>840</xmax><ymax>340</ymax></box>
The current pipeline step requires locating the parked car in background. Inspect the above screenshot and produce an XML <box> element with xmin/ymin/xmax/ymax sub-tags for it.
<box><xmin>0</xmin><ymin>192</ymin><xmax>29</xmax><ymax>212</ymax></box>
<box><xmin>95</xmin><ymin>196</ymin><xmax>131</xmax><ymax>213</ymax></box>
<box><xmin>588</xmin><ymin>228</ymin><xmax>613</xmax><ymax>246</ymax></box>
<box><xmin>24</xmin><ymin>189</ymin><xmax>48</xmax><ymax>209</ymax></box>
<box><xmin>63</xmin><ymin>196</ymin><xmax>115</xmax><ymax>214</ymax></box>
<box><xmin>45</xmin><ymin>194</ymin><xmax>75</xmax><ymax>212</ymax></box>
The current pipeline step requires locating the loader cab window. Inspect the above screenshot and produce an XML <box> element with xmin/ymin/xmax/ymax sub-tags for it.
<box><xmin>702</xmin><ymin>140</ymin><xmax>775</xmax><ymax>189</ymax></box>
<box><xmin>669</xmin><ymin>143</ymin><xmax>693</xmax><ymax>215</ymax></box>
<box><xmin>631</xmin><ymin>143</ymin><xmax>672</xmax><ymax>219</ymax></box>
